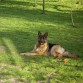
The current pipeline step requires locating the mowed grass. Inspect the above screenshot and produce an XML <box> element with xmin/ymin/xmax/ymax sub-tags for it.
<box><xmin>0</xmin><ymin>0</ymin><xmax>83</xmax><ymax>83</ymax></box>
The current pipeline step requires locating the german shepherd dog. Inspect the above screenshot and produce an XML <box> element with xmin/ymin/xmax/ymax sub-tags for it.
<box><xmin>20</xmin><ymin>31</ymin><xmax>78</xmax><ymax>58</ymax></box>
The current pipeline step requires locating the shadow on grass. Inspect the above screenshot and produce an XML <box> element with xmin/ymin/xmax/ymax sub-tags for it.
<box><xmin>0</xmin><ymin>0</ymin><xmax>83</xmax><ymax>25</ymax></box>
<box><xmin>0</xmin><ymin>30</ymin><xmax>83</xmax><ymax>83</ymax></box>
<box><xmin>0</xmin><ymin>30</ymin><xmax>83</xmax><ymax>65</ymax></box>
<box><xmin>0</xmin><ymin>30</ymin><xmax>54</xmax><ymax>65</ymax></box>
<box><xmin>0</xmin><ymin>1</ymin><xmax>72</xmax><ymax>25</ymax></box>
<box><xmin>0</xmin><ymin>0</ymin><xmax>83</xmax><ymax>64</ymax></box>
<box><xmin>0</xmin><ymin>0</ymin><xmax>83</xmax><ymax>26</ymax></box>
<box><xmin>0</xmin><ymin>0</ymin><xmax>34</xmax><ymax>6</ymax></box>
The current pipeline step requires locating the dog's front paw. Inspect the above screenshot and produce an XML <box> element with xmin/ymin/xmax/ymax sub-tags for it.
<box><xmin>20</xmin><ymin>53</ymin><xmax>25</xmax><ymax>55</ymax></box>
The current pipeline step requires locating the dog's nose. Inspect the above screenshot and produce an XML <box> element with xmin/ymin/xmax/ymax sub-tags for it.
<box><xmin>41</xmin><ymin>43</ymin><xmax>43</xmax><ymax>45</ymax></box>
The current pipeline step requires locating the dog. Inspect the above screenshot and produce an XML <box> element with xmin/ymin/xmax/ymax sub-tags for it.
<box><xmin>20</xmin><ymin>31</ymin><xmax>78</xmax><ymax>58</ymax></box>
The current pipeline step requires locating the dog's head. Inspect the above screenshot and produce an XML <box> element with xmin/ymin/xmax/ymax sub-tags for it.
<box><xmin>38</xmin><ymin>31</ymin><xmax>48</xmax><ymax>45</ymax></box>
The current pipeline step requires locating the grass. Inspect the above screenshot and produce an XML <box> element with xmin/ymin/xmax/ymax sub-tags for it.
<box><xmin>0</xmin><ymin>0</ymin><xmax>83</xmax><ymax>83</ymax></box>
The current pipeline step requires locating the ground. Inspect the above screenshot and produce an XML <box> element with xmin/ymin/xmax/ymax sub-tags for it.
<box><xmin>0</xmin><ymin>0</ymin><xmax>83</xmax><ymax>83</ymax></box>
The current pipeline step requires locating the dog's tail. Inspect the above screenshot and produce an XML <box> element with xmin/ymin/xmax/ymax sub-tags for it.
<box><xmin>63</xmin><ymin>51</ymin><xmax>78</xmax><ymax>58</ymax></box>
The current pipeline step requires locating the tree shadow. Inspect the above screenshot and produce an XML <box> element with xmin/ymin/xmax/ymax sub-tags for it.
<box><xmin>0</xmin><ymin>30</ymin><xmax>83</xmax><ymax>81</ymax></box>
<box><xmin>0</xmin><ymin>1</ymin><xmax>72</xmax><ymax>25</ymax></box>
<box><xmin>0</xmin><ymin>0</ymin><xmax>34</xmax><ymax>7</ymax></box>
<box><xmin>0</xmin><ymin>30</ymin><xmax>83</xmax><ymax>64</ymax></box>
<box><xmin>0</xmin><ymin>0</ymin><xmax>83</xmax><ymax>64</ymax></box>
<box><xmin>0</xmin><ymin>30</ymin><xmax>53</xmax><ymax>65</ymax></box>
<box><xmin>0</xmin><ymin>0</ymin><xmax>83</xmax><ymax>26</ymax></box>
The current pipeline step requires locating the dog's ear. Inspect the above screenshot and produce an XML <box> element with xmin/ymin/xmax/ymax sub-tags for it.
<box><xmin>44</xmin><ymin>32</ymin><xmax>48</xmax><ymax>38</ymax></box>
<box><xmin>38</xmin><ymin>31</ymin><xmax>41</xmax><ymax>36</ymax></box>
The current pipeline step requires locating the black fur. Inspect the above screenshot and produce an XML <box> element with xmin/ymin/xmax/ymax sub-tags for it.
<box><xmin>48</xmin><ymin>43</ymin><xmax>56</xmax><ymax>51</ymax></box>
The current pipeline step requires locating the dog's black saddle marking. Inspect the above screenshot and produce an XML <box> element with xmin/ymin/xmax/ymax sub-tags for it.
<box><xmin>48</xmin><ymin>43</ymin><xmax>56</xmax><ymax>51</ymax></box>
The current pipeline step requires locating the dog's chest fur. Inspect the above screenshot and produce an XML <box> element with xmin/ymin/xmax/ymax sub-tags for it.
<box><xmin>34</xmin><ymin>42</ymin><xmax>49</xmax><ymax>55</ymax></box>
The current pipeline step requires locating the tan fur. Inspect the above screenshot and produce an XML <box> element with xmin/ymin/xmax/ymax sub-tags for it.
<box><xmin>21</xmin><ymin>44</ymin><xmax>66</xmax><ymax>58</ymax></box>
<box><xmin>20</xmin><ymin>43</ymin><xmax>78</xmax><ymax>58</ymax></box>
<box><xmin>20</xmin><ymin>42</ymin><xmax>49</xmax><ymax>56</ymax></box>
<box><xmin>50</xmin><ymin>45</ymin><xmax>65</xmax><ymax>58</ymax></box>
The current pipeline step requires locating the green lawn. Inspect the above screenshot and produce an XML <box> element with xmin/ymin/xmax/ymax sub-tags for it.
<box><xmin>0</xmin><ymin>0</ymin><xmax>83</xmax><ymax>83</ymax></box>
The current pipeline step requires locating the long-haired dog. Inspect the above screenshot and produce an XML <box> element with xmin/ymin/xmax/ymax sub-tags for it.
<box><xmin>20</xmin><ymin>31</ymin><xmax>78</xmax><ymax>58</ymax></box>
